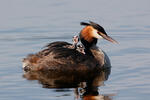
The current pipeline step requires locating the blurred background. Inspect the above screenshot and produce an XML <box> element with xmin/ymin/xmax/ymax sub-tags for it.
<box><xmin>0</xmin><ymin>0</ymin><xmax>150</xmax><ymax>100</ymax></box>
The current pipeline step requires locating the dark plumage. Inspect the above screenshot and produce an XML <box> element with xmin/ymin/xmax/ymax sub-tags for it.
<box><xmin>22</xmin><ymin>21</ymin><xmax>117</xmax><ymax>72</ymax></box>
<box><xmin>23</xmin><ymin>41</ymin><xmax>99</xmax><ymax>71</ymax></box>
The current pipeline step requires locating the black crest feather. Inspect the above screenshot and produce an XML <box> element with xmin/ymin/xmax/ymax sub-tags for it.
<box><xmin>80</xmin><ymin>22</ymin><xmax>90</xmax><ymax>26</ymax></box>
<box><xmin>80</xmin><ymin>21</ymin><xmax>107</xmax><ymax>35</ymax></box>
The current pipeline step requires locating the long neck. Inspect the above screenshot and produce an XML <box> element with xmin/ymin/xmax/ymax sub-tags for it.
<box><xmin>80</xmin><ymin>38</ymin><xmax>98</xmax><ymax>57</ymax></box>
<box><xmin>80</xmin><ymin>38</ymin><xmax>97</xmax><ymax>49</ymax></box>
<box><xmin>81</xmin><ymin>38</ymin><xmax>105</xmax><ymax>66</ymax></box>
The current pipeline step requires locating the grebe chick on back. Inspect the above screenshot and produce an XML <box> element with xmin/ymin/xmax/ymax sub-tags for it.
<box><xmin>71</xmin><ymin>35</ymin><xmax>85</xmax><ymax>54</ymax></box>
<box><xmin>22</xmin><ymin>21</ymin><xmax>118</xmax><ymax>72</ymax></box>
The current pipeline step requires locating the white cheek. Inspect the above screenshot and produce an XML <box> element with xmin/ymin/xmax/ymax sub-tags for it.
<box><xmin>92</xmin><ymin>30</ymin><xmax>103</xmax><ymax>39</ymax></box>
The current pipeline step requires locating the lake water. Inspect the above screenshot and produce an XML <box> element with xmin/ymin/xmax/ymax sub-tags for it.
<box><xmin>0</xmin><ymin>0</ymin><xmax>150</xmax><ymax>100</ymax></box>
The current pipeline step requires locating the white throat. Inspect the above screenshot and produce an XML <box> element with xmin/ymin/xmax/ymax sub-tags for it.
<box><xmin>92</xmin><ymin>29</ymin><xmax>103</xmax><ymax>39</ymax></box>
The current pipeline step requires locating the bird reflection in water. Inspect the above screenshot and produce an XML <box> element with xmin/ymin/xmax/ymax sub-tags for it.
<box><xmin>23</xmin><ymin>66</ymin><xmax>115</xmax><ymax>100</ymax></box>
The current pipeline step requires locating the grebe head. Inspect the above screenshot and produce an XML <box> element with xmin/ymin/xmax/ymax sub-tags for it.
<box><xmin>80</xmin><ymin>21</ymin><xmax>118</xmax><ymax>48</ymax></box>
<box><xmin>72</xmin><ymin>35</ymin><xmax>79</xmax><ymax>45</ymax></box>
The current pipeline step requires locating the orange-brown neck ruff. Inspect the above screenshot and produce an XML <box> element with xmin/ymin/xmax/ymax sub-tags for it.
<box><xmin>80</xmin><ymin>26</ymin><xmax>98</xmax><ymax>54</ymax></box>
<box><xmin>80</xmin><ymin>26</ymin><xmax>96</xmax><ymax>42</ymax></box>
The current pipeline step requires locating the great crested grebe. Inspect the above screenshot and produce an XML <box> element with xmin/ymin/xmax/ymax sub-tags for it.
<box><xmin>22</xmin><ymin>21</ymin><xmax>118</xmax><ymax>72</ymax></box>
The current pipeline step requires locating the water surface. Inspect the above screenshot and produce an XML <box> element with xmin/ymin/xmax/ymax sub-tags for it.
<box><xmin>0</xmin><ymin>0</ymin><xmax>150</xmax><ymax>100</ymax></box>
